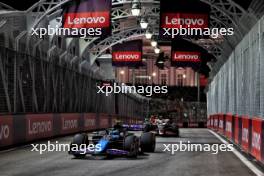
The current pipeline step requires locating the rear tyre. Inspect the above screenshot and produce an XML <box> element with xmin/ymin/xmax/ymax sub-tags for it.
<box><xmin>124</xmin><ymin>135</ymin><xmax>139</xmax><ymax>158</ymax></box>
<box><xmin>70</xmin><ymin>133</ymin><xmax>88</xmax><ymax>158</ymax></box>
<box><xmin>140</xmin><ymin>132</ymin><xmax>156</xmax><ymax>152</ymax></box>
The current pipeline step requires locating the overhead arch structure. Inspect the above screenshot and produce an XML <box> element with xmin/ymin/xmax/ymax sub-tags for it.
<box><xmin>1</xmin><ymin>0</ymin><xmax>261</xmax><ymax>74</ymax></box>
<box><xmin>0</xmin><ymin>3</ymin><xmax>15</xmax><ymax>10</ymax></box>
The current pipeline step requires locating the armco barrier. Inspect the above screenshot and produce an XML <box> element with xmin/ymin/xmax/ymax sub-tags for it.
<box><xmin>0</xmin><ymin>113</ymin><xmax>142</xmax><ymax>149</ymax></box>
<box><xmin>251</xmin><ymin>117</ymin><xmax>264</xmax><ymax>162</ymax></box>
<box><xmin>209</xmin><ymin>114</ymin><xmax>264</xmax><ymax>165</ymax></box>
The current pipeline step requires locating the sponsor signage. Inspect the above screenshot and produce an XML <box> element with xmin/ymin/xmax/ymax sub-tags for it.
<box><xmin>26</xmin><ymin>115</ymin><xmax>53</xmax><ymax>140</ymax></box>
<box><xmin>172</xmin><ymin>51</ymin><xmax>201</xmax><ymax>62</ymax></box>
<box><xmin>62</xmin><ymin>0</ymin><xmax>111</xmax><ymax>37</ymax></box>
<box><xmin>241</xmin><ymin>116</ymin><xmax>252</xmax><ymax>152</ymax></box>
<box><xmin>218</xmin><ymin>114</ymin><xmax>225</xmax><ymax>135</ymax></box>
<box><xmin>113</xmin><ymin>51</ymin><xmax>142</xmax><ymax>62</ymax></box>
<box><xmin>214</xmin><ymin>115</ymin><xmax>219</xmax><ymax>131</ymax></box>
<box><xmin>251</xmin><ymin>118</ymin><xmax>264</xmax><ymax>162</ymax></box>
<box><xmin>171</xmin><ymin>39</ymin><xmax>202</xmax><ymax>69</ymax></box>
<box><xmin>112</xmin><ymin>40</ymin><xmax>143</xmax><ymax>67</ymax></box>
<box><xmin>99</xmin><ymin>114</ymin><xmax>109</xmax><ymax>129</ymax></box>
<box><xmin>61</xmin><ymin>114</ymin><xmax>80</xmax><ymax>134</ymax></box>
<box><xmin>210</xmin><ymin>115</ymin><xmax>214</xmax><ymax>128</ymax></box>
<box><xmin>160</xmin><ymin>0</ymin><xmax>210</xmax><ymax>38</ymax></box>
<box><xmin>83</xmin><ymin>113</ymin><xmax>96</xmax><ymax>130</ymax></box>
<box><xmin>0</xmin><ymin>117</ymin><xmax>13</xmax><ymax>147</ymax></box>
<box><xmin>161</xmin><ymin>13</ymin><xmax>208</xmax><ymax>29</ymax></box>
<box><xmin>225</xmin><ymin>115</ymin><xmax>233</xmax><ymax>139</ymax></box>
<box><xmin>234</xmin><ymin>115</ymin><xmax>242</xmax><ymax>144</ymax></box>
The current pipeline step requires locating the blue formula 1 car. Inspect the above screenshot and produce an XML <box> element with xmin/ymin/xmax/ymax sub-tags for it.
<box><xmin>68</xmin><ymin>128</ymin><xmax>156</xmax><ymax>158</ymax></box>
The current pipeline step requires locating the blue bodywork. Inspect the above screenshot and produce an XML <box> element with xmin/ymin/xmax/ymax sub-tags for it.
<box><xmin>123</xmin><ymin>124</ymin><xmax>143</xmax><ymax>131</ymax></box>
<box><xmin>70</xmin><ymin>129</ymin><xmax>130</xmax><ymax>156</ymax></box>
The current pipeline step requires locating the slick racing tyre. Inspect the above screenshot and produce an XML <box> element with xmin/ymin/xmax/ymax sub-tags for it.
<box><xmin>140</xmin><ymin>132</ymin><xmax>156</xmax><ymax>152</ymax></box>
<box><xmin>124</xmin><ymin>135</ymin><xmax>139</xmax><ymax>158</ymax></box>
<box><xmin>70</xmin><ymin>133</ymin><xmax>88</xmax><ymax>158</ymax></box>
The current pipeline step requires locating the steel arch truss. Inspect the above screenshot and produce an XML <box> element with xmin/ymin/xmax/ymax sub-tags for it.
<box><xmin>87</xmin><ymin>28</ymin><xmax>223</xmax><ymax>63</ymax></box>
<box><xmin>25</xmin><ymin>0</ymin><xmax>249</xmax><ymax>66</ymax></box>
<box><xmin>82</xmin><ymin>5</ymin><xmax>230</xmax><ymax>63</ymax></box>
<box><xmin>0</xmin><ymin>3</ymin><xmax>15</xmax><ymax>10</ymax></box>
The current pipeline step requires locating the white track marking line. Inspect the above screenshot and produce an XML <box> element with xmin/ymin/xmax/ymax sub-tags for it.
<box><xmin>209</xmin><ymin>129</ymin><xmax>264</xmax><ymax>176</ymax></box>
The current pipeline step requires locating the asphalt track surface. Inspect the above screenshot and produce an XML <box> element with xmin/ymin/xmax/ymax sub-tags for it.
<box><xmin>0</xmin><ymin>129</ymin><xmax>259</xmax><ymax>176</ymax></box>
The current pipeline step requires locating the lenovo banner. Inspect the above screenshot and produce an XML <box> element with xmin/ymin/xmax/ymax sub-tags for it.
<box><xmin>241</xmin><ymin>116</ymin><xmax>252</xmax><ymax>152</ymax></box>
<box><xmin>171</xmin><ymin>39</ymin><xmax>202</xmax><ymax>69</ymax></box>
<box><xmin>62</xmin><ymin>0</ymin><xmax>111</xmax><ymax>37</ymax></box>
<box><xmin>161</xmin><ymin>13</ymin><xmax>208</xmax><ymax>29</ymax></box>
<box><xmin>0</xmin><ymin>117</ymin><xmax>13</xmax><ymax>147</ymax></box>
<box><xmin>218</xmin><ymin>114</ymin><xmax>225</xmax><ymax>135</ymax></box>
<box><xmin>250</xmin><ymin>118</ymin><xmax>264</xmax><ymax>162</ymax></box>
<box><xmin>160</xmin><ymin>0</ymin><xmax>210</xmax><ymax>38</ymax></box>
<box><xmin>172</xmin><ymin>51</ymin><xmax>201</xmax><ymax>62</ymax></box>
<box><xmin>26</xmin><ymin>114</ymin><xmax>53</xmax><ymax>140</ymax></box>
<box><xmin>99</xmin><ymin>114</ymin><xmax>109</xmax><ymax>129</ymax></box>
<box><xmin>225</xmin><ymin>114</ymin><xmax>234</xmax><ymax>140</ymax></box>
<box><xmin>234</xmin><ymin>115</ymin><xmax>242</xmax><ymax>145</ymax></box>
<box><xmin>83</xmin><ymin>113</ymin><xmax>97</xmax><ymax>131</ymax></box>
<box><xmin>213</xmin><ymin>115</ymin><xmax>219</xmax><ymax>131</ymax></box>
<box><xmin>61</xmin><ymin>114</ymin><xmax>80</xmax><ymax>134</ymax></box>
<box><xmin>210</xmin><ymin>115</ymin><xmax>214</xmax><ymax>128</ymax></box>
<box><xmin>112</xmin><ymin>40</ymin><xmax>143</xmax><ymax>67</ymax></box>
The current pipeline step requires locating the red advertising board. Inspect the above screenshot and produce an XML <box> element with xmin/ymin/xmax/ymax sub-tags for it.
<box><xmin>63</xmin><ymin>12</ymin><xmax>110</xmax><ymax>28</ymax></box>
<box><xmin>234</xmin><ymin>115</ymin><xmax>241</xmax><ymax>144</ymax></box>
<box><xmin>213</xmin><ymin>114</ymin><xmax>219</xmax><ymax>131</ymax></box>
<box><xmin>99</xmin><ymin>114</ymin><xmax>109</xmax><ymax>129</ymax></box>
<box><xmin>172</xmin><ymin>51</ymin><xmax>201</xmax><ymax>62</ymax></box>
<box><xmin>61</xmin><ymin>114</ymin><xmax>80</xmax><ymax>134</ymax></box>
<box><xmin>62</xmin><ymin>0</ymin><xmax>112</xmax><ymax>37</ymax></box>
<box><xmin>210</xmin><ymin>115</ymin><xmax>214</xmax><ymax>129</ymax></box>
<box><xmin>251</xmin><ymin>117</ymin><xmax>263</xmax><ymax>161</ymax></box>
<box><xmin>241</xmin><ymin>116</ymin><xmax>251</xmax><ymax>152</ymax></box>
<box><xmin>112</xmin><ymin>40</ymin><xmax>143</xmax><ymax>67</ymax></box>
<box><xmin>225</xmin><ymin>114</ymin><xmax>233</xmax><ymax>139</ymax></box>
<box><xmin>0</xmin><ymin>117</ymin><xmax>13</xmax><ymax>146</ymax></box>
<box><xmin>112</xmin><ymin>51</ymin><xmax>142</xmax><ymax>62</ymax></box>
<box><xmin>218</xmin><ymin>114</ymin><xmax>225</xmax><ymax>134</ymax></box>
<box><xmin>26</xmin><ymin>114</ymin><xmax>53</xmax><ymax>140</ymax></box>
<box><xmin>161</xmin><ymin>13</ymin><xmax>209</xmax><ymax>29</ymax></box>
<box><xmin>83</xmin><ymin>113</ymin><xmax>96</xmax><ymax>131</ymax></box>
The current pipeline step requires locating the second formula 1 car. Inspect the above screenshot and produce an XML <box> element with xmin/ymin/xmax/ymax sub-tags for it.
<box><xmin>144</xmin><ymin>119</ymin><xmax>179</xmax><ymax>137</ymax></box>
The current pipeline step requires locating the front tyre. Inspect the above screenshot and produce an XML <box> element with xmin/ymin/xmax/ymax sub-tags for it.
<box><xmin>140</xmin><ymin>132</ymin><xmax>156</xmax><ymax>152</ymax></box>
<box><xmin>70</xmin><ymin>133</ymin><xmax>88</xmax><ymax>158</ymax></box>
